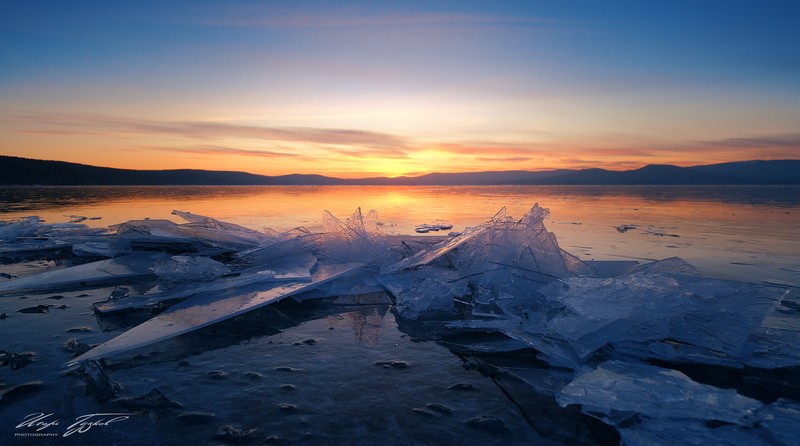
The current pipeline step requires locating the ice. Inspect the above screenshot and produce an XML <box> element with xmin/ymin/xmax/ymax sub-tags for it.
<box><xmin>757</xmin><ymin>398</ymin><xmax>800</xmax><ymax>446</ymax></box>
<box><xmin>323</xmin><ymin>207</ymin><xmax>376</xmax><ymax>241</ymax></box>
<box><xmin>617</xmin><ymin>399</ymin><xmax>800</xmax><ymax>445</ymax></box>
<box><xmin>114</xmin><ymin>217</ymin><xmax>269</xmax><ymax>248</ymax></box>
<box><xmin>556</xmin><ymin>360</ymin><xmax>763</xmax><ymax>425</ymax></box>
<box><xmin>484</xmin><ymin>264</ymin><xmax>789</xmax><ymax>365</ymax></box>
<box><xmin>0</xmin><ymin>216</ymin><xmax>41</xmax><ymax>241</ymax></box>
<box><xmin>72</xmin><ymin>240</ymin><xmax>132</xmax><ymax>258</ymax></box>
<box><xmin>0</xmin><ymin>204</ymin><xmax>796</xmax><ymax>444</ymax></box>
<box><xmin>0</xmin><ymin>252</ymin><xmax>165</xmax><ymax>294</ymax></box>
<box><xmin>394</xmin><ymin>275</ymin><xmax>471</xmax><ymax>319</ymax></box>
<box><xmin>67</xmin><ymin>262</ymin><xmax>362</xmax><ymax>365</ymax></box>
<box><xmin>95</xmin><ymin>253</ymin><xmax>318</xmax><ymax>313</ymax></box>
<box><xmin>383</xmin><ymin>204</ymin><xmax>591</xmax><ymax>320</ymax></box>
<box><xmin>151</xmin><ymin>255</ymin><xmax>230</xmax><ymax>284</ymax></box>
<box><xmin>619</xmin><ymin>419</ymin><xmax>774</xmax><ymax>446</ymax></box>
<box><xmin>321</xmin><ymin>208</ymin><xmax>390</xmax><ymax>263</ymax></box>
<box><xmin>172</xmin><ymin>210</ymin><xmax>274</xmax><ymax>245</ymax></box>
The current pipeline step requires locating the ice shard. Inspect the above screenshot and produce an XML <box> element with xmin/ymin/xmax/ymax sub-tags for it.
<box><xmin>321</xmin><ymin>208</ymin><xmax>390</xmax><ymax>264</ymax></box>
<box><xmin>171</xmin><ymin>210</ymin><xmax>274</xmax><ymax>245</ymax></box>
<box><xmin>113</xmin><ymin>217</ymin><xmax>269</xmax><ymax>248</ymax></box>
<box><xmin>394</xmin><ymin>275</ymin><xmax>471</xmax><ymax>319</ymax></box>
<box><xmin>0</xmin><ymin>216</ymin><xmax>41</xmax><ymax>242</ymax></box>
<box><xmin>0</xmin><ymin>252</ymin><xmax>166</xmax><ymax>294</ymax></box>
<box><xmin>66</xmin><ymin>262</ymin><xmax>362</xmax><ymax>365</ymax></box>
<box><xmin>556</xmin><ymin>360</ymin><xmax>763</xmax><ymax>425</ymax></box>
<box><xmin>94</xmin><ymin>253</ymin><xmax>318</xmax><ymax>313</ymax></box>
<box><xmin>151</xmin><ymin>255</ymin><xmax>230</xmax><ymax>284</ymax></box>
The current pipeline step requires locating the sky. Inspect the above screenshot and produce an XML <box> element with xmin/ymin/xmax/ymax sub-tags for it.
<box><xmin>1</xmin><ymin>0</ymin><xmax>799</xmax><ymax>178</ymax></box>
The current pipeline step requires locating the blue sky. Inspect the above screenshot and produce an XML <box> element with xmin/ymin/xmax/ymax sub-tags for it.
<box><xmin>1</xmin><ymin>0</ymin><xmax>798</xmax><ymax>176</ymax></box>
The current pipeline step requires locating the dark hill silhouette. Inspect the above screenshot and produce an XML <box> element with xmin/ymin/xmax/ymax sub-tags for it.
<box><xmin>1</xmin><ymin>155</ymin><xmax>798</xmax><ymax>185</ymax></box>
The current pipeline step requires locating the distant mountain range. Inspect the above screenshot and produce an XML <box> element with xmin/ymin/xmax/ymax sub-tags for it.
<box><xmin>1</xmin><ymin>155</ymin><xmax>799</xmax><ymax>186</ymax></box>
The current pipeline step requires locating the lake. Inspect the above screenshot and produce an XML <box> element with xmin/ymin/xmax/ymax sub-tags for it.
<box><xmin>0</xmin><ymin>185</ymin><xmax>798</xmax><ymax>445</ymax></box>
<box><xmin>2</xmin><ymin>185</ymin><xmax>799</xmax><ymax>285</ymax></box>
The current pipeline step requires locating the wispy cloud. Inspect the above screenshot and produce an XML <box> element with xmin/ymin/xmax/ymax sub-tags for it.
<box><xmin>700</xmin><ymin>133</ymin><xmax>800</xmax><ymax>148</ymax></box>
<box><xmin>475</xmin><ymin>156</ymin><xmax>533</xmax><ymax>162</ymax></box>
<box><xmin>138</xmin><ymin>144</ymin><xmax>307</xmax><ymax>159</ymax></box>
<box><xmin>1</xmin><ymin>111</ymin><xmax>409</xmax><ymax>152</ymax></box>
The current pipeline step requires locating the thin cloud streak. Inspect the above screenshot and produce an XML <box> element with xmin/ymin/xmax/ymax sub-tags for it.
<box><xmin>139</xmin><ymin>145</ymin><xmax>305</xmax><ymax>159</ymax></box>
<box><xmin>701</xmin><ymin>134</ymin><xmax>800</xmax><ymax>149</ymax></box>
<box><xmin>2</xmin><ymin>112</ymin><xmax>409</xmax><ymax>151</ymax></box>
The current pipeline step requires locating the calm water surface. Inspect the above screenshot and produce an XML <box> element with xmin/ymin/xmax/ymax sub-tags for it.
<box><xmin>1</xmin><ymin>185</ymin><xmax>798</xmax><ymax>285</ymax></box>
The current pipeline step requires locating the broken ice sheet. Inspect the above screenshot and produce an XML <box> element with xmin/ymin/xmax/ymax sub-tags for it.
<box><xmin>95</xmin><ymin>253</ymin><xmax>318</xmax><ymax>313</ymax></box>
<box><xmin>556</xmin><ymin>360</ymin><xmax>763</xmax><ymax>425</ymax></box>
<box><xmin>532</xmin><ymin>263</ymin><xmax>787</xmax><ymax>361</ymax></box>
<box><xmin>384</xmin><ymin>204</ymin><xmax>591</xmax><ymax>288</ymax></box>
<box><xmin>113</xmin><ymin>216</ymin><xmax>270</xmax><ymax>248</ymax></box>
<box><xmin>68</xmin><ymin>262</ymin><xmax>362</xmax><ymax>365</ymax></box>
<box><xmin>0</xmin><ymin>252</ymin><xmax>165</xmax><ymax>294</ymax></box>
<box><xmin>320</xmin><ymin>208</ymin><xmax>391</xmax><ymax>264</ymax></box>
<box><xmin>619</xmin><ymin>418</ymin><xmax>774</xmax><ymax>446</ymax></box>
<box><xmin>0</xmin><ymin>216</ymin><xmax>41</xmax><ymax>241</ymax></box>
<box><xmin>556</xmin><ymin>361</ymin><xmax>763</xmax><ymax>425</ymax></box>
<box><xmin>172</xmin><ymin>210</ymin><xmax>275</xmax><ymax>245</ymax></box>
<box><xmin>394</xmin><ymin>274</ymin><xmax>471</xmax><ymax>320</ymax></box>
<box><xmin>756</xmin><ymin>398</ymin><xmax>800</xmax><ymax>446</ymax></box>
<box><xmin>151</xmin><ymin>255</ymin><xmax>230</xmax><ymax>284</ymax></box>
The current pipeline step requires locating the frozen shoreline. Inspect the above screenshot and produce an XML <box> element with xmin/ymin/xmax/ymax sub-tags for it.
<box><xmin>1</xmin><ymin>205</ymin><xmax>798</xmax><ymax>445</ymax></box>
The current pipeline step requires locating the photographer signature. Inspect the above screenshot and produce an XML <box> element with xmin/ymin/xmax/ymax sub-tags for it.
<box><xmin>16</xmin><ymin>412</ymin><xmax>132</xmax><ymax>437</ymax></box>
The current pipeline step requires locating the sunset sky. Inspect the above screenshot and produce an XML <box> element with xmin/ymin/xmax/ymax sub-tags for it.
<box><xmin>1</xmin><ymin>1</ymin><xmax>799</xmax><ymax>178</ymax></box>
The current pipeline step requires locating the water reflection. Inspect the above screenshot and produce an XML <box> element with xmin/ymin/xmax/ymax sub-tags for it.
<box><xmin>1</xmin><ymin>185</ymin><xmax>798</xmax><ymax>284</ymax></box>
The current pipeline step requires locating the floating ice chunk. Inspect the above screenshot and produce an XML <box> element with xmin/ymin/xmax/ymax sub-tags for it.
<box><xmin>151</xmin><ymin>255</ymin><xmax>230</xmax><ymax>284</ymax></box>
<box><xmin>556</xmin><ymin>360</ymin><xmax>763</xmax><ymax>425</ymax></box>
<box><xmin>0</xmin><ymin>252</ymin><xmax>165</xmax><ymax>294</ymax></box>
<box><xmin>615</xmin><ymin>224</ymin><xmax>637</xmax><ymax>233</ymax></box>
<box><xmin>67</xmin><ymin>262</ymin><xmax>362</xmax><ymax>365</ymax></box>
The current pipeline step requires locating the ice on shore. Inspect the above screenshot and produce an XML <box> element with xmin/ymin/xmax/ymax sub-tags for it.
<box><xmin>556</xmin><ymin>360</ymin><xmax>763</xmax><ymax>424</ymax></box>
<box><xmin>151</xmin><ymin>255</ymin><xmax>230</xmax><ymax>284</ymax></box>
<box><xmin>1</xmin><ymin>204</ymin><xmax>797</xmax><ymax>445</ymax></box>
